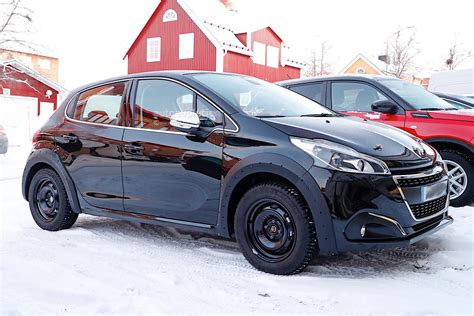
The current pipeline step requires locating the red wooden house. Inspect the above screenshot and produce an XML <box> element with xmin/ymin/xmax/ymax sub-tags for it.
<box><xmin>124</xmin><ymin>0</ymin><xmax>305</xmax><ymax>82</ymax></box>
<box><xmin>0</xmin><ymin>59</ymin><xmax>67</xmax><ymax>144</ymax></box>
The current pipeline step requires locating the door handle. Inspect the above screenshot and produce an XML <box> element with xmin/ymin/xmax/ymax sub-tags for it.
<box><xmin>61</xmin><ymin>134</ymin><xmax>78</xmax><ymax>142</ymax></box>
<box><xmin>124</xmin><ymin>144</ymin><xmax>144</xmax><ymax>153</ymax></box>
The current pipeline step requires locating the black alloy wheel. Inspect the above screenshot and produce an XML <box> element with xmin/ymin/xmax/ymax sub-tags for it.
<box><xmin>35</xmin><ymin>178</ymin><xmax>60</xmax><ymax>221</ymax></box>
<box><xmin>28</xmin><ymin>169</ymin><xmax>78</xmax><ymax>231</ymax></box>
<box><xmin>245</xmin><ymin>200</ymin><xmax>296</xmax><ymax>262</ymax></box>
<box><xmin>235</xmin><ymin>182</ymin><xmax>318</xmax><ymax>275</ymax></box>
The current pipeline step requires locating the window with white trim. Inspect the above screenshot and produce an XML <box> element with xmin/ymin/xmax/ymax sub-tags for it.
<box><xmin>179</xmin><ymin>33</ymin><xmax>194</xmax><ymax>60</ymax></box>
<box><xmin>163</xmin><ymin>9</ymin><xmax>177</xmax><ymax>22</ymax></box>
<box><xmin>266</xmin><ymin>46</ymin><xmax>279</xmax><ymax>68</ymax></box>
<box><xmin>253</xmin><ymin>41</ymin><xmax>266</xmax><ymax>65</ymax></box>
<box><xmin>147</xmin><ymin>37</ymin><xmax>161</xmax><ymax>62</ymax></box>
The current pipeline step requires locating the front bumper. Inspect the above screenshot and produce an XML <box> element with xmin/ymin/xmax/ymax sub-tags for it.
<box><xmin>309</xmin><ymin>163</ymin><xmax>452</xmax><ymax>252</ymax></box>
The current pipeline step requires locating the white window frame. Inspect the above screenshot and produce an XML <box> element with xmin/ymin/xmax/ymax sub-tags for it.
<box><xmin>253</xmin><ymin>41</ymin><xmax>266</xmax><ymax>65</ymax></box>
<box><xmin>163</xmin><ymin>9</ymin><xmax>178</xmax><ymax>22</ymax></box>
<box><xmin>179</xmin><ymin>33</ymin><xmax>195</xmax><ymax>60</ymax></box>
<box><xmin>147</xmin><ymin>37</ymin><xmax>161</xmax><ymax>62</ymax></box>
<box><xmin>266</xmin><ymin>46</ymin><xmax>279</xmax><ymax>68</ymax></box>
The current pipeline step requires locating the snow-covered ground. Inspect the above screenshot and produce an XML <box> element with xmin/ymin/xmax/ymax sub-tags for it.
<box><xmin>1</xmin><ymin>145</ymin><xmax>473</xmax><ymax>315</ymax></box>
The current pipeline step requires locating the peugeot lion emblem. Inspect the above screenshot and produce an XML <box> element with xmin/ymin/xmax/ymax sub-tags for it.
<box><xmin>373</xmin><ymin>144</ymin><xmax>383</xmax><ymax>151</ymax></box>
<box><xmin>413</xmin><ymin>145</ymin><xmax>426</xmax><ymax>158</ymax></box>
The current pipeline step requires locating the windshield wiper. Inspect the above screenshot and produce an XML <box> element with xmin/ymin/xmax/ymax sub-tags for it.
<box><xmin>256</xmin><ymin>115</ymin><xmax>287</xmax><ymax>118</ymax></box>
<box><xmin>300</xmin><ymin>113</ymin><xmax>337</xmax><ymax>117</ymax></box>
<box><xmin>418</xmin><ymin>107</ymin><xmax>458</xmax><ymax>111</ymax></box>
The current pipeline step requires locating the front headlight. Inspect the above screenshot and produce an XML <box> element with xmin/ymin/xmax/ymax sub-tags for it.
<box><xmin>290</xmin><ymin>138</ymin><xmax>390</xmax><ymax>175</ymax></box>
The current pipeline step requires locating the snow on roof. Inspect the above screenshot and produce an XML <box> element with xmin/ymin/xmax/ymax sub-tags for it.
<box><xmin>125</xmin><ymin>0</ymin><xmax>304</xmax><ymax>67</ymax></box>
<box><xmin>180</xmin><ymin>0</ymin><xmax>252</xmax><ymax>55</ymax></box>
<box><xmin>0</xmin><ymin>59</ymin><xmax>68</xmax><ymax>94</ymax></box>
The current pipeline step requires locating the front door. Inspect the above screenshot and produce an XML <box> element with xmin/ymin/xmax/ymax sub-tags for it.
<box><xmin>122</xmin><ymin>79</ymin><xmax>224</xmax><ymax>225</ymax></box>
<box><xmin>330</xmin><ymin>81</ymin><xmax>406</xmax><ymax>129</ymax></box>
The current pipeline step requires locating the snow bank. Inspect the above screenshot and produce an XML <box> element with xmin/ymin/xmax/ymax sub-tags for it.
<box><xmin>1</xmin><ymin>145</ymin><xmax>472</xmax><ymax>315</ymax></box>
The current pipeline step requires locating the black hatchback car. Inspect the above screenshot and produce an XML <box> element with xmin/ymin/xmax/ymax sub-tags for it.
<box><xmin>22</xmin><ymin>72</ymin><xmax>452</xmax><ymax>275</ymax></box>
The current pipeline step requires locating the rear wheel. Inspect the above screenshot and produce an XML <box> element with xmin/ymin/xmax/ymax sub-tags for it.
<box><xmin>28</xmin><ymin>169</ymin><xmax>78</xmax><ymax>231</ymax></box>
<box><xmin>440</xmin><ymin>149</ymin><xmax>473</xmax><ymax>207</ymax></box>
<box><xmin>235</xmin><ymin>182</ymin><xmax>317</xmax><ymax>275</ymax></box>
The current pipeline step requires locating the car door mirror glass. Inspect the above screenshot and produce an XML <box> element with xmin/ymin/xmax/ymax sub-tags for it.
<box><xmin>170</xmin><ymin>112</ymin><xmax>201</xmax><ymax>132</ymax></box>
<box><xmin>371</xmin><ymin>100</ymin><xmax>398</xmax><ymax>114</ymax></box>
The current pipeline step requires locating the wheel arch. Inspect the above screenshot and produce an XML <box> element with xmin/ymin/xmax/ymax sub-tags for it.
<box><xmin>217</xmin><ymin>153</ymin><xmax>338</xmax><ymax>253</ymax></box>
<box><xmin>22</xmin><ymin>149</ymin><xmax>82</xmax><ymax>214</ymax></box>
<box><xmin>425</xmin><ymin>138</ymin><xmax>474</xmax><ymax>162</ymax></box>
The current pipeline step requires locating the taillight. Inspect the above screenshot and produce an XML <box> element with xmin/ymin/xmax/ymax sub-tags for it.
<box><xmin>32</xmin><ymin>130</ymin><xmax>41</xmax><ymax>144</ymax></box>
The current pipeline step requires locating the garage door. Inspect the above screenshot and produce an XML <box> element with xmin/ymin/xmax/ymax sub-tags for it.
<box><xmin>0</xmin><ymin>95</ymin><xmax>38</xmax><ymax>146</ymax></box>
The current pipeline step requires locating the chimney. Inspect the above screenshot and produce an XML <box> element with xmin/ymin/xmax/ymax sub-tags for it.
<box><xmin>219</xmin><ymin>0</ymin><xmax>236</xmax><ymax>11</ymax></box>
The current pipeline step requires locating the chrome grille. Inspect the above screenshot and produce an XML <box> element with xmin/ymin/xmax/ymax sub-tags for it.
<box><xmin>410</xmin><ymin>196</ymin><xmax>448</xmax><ymax>220</ymax></box>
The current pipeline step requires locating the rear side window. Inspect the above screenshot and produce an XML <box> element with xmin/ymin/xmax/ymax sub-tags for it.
<box><xmin>290</xmin><ymin>83</ymin><xmax>324</xmax><ymax>104</ymax></box>
<box><xmin>72</xmin><ymin>82</ymin><xmax>127</xmax><ymax>125</ymax></box>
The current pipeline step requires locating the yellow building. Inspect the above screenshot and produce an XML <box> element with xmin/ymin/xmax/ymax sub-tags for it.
<box><xmin>340</xmin><ymin>54</ymin><xmax>425</xmax><ymax>86</ymax></box>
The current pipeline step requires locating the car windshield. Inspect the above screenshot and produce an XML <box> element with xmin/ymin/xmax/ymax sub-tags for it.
<box><xmin>381</xmin><ymin>79</ymin><xmax>455</xmax><ymax>111</ymax></box>
<box><xmin>189</xmin><ymin>73</ymin><xmax>334</xmax><ymax>117</ymax></box>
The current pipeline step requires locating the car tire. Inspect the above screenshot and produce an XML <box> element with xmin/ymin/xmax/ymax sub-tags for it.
<box><xmin>235</xmin><ymin>182</ymin><xmax>318</xmax><ymax>275</ymax></box>
<box><xmin>28</xmin><ymin>168</ymin><xmax>78</xmax><ymax>231</ymax></box>
<box><xmin>440</xmin><ymin>149</ymin><xmax>473</xmax><ymax>207</ymax></box>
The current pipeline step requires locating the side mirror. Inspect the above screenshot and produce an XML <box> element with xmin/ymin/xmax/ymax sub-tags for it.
<box><xmin>371</xmin><ymin>100</ymin><xmax>398</xmax><ymax>114</ymax></box>
<box><xmin>170</xmin><ymin>112</ymin><xmax>200</xmax><ymax>132</ymax></box>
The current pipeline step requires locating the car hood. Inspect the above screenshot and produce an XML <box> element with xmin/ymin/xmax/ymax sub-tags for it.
<box><xmin>263</xmin><ymin>116</ymin><xmax>433</xmax><ymax>170</ymax></box>
<box><xmin>419</xmin><ymin>109</ymin><xmax>474</xmax><ymax>122</ymax></box>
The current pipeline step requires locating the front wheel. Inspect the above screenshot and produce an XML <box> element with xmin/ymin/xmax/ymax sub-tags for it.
<box><xmin>235</xmin><ymin>182</ymin><xmax>318</xmax><ymax>275</ymax></box>
<box><xmin>28</xmin><ymin>169</ymin><xmax>78</xmax><ymax>231</ymax></box>
<box><xmin>440</xmin><ymin>149</ymin><xmax>473</xmax><ymax>207</ymax></box>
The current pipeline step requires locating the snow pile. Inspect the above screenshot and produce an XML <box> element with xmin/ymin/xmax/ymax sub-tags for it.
<box><xmin>1</xmin><ymin>145</ymin><xmax>473</xmax><ymax>315</ymax></box>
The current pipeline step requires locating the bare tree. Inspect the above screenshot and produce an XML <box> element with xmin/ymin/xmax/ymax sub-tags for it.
<box><xmin>0</xmin><ymin>0</ymin><xmax>34</xmax><ymax>52</ymax></box>
<box><xmin>0</xmin><ymin>0</ymin><xmax>38</xmax><ymax>88</ymax></box>
<box><xmin>387</xmin><ymin>29</ymin><xmax>420</xmax><ymax>78</ymax></box>
<box><xmin>304</xmin><ymin>41</ymin><xmax>332</xmax><ymax>77</ymax></box>
<box><xmin>445</xmin><ymin>39</ymin><xmax>472</xmax><ymax>70</ymax></box>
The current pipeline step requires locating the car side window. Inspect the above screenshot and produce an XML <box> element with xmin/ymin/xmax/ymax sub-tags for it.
<box><xmin>134</xmin><ymin>80</ymin><xmax>195</xmax><ymax>131</ymax></box>
<box><xmin>73</xmin><ymin>82</ymin><xmax>127</xmax><ymax>125</ymax></box>
<box><xmin>290</xmin><ymin>83</ymin><xmax>324</xmax><ymax>104</ymax></box>
<box><xmin>331</xmin><ymin>82</ymin><xmax>388</xmax><ymax>112</ymax></box>
<box><xmin>134</xmin><ymin>80</ymin><xmax>223</xmax><ymax>131</ymax></box>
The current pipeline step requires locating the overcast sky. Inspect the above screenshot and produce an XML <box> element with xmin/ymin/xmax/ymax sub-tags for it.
<box><xmin>22</xmin><ymin>0</ymin><xmax>474</xmax><ymax>89</ymax></box>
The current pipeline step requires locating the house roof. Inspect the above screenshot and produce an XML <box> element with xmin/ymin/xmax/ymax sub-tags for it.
<box><xmin>123</xmin><ymin>0</ymin><xmax>305</xmax><ymax>68</ymax></box>
<box><xmin>339</xmin><ymin>53</ymin><xmax>386</xmax><ymax>75</ymax></box>
<box><xmin>0</xmin><ymin>59</ymin><xmax>68</xmax><ymax>94</ymax></box>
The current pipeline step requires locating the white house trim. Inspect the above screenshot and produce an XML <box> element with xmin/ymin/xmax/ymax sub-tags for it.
<box><xmin>0</xmin><ymin>59</ymin><xmax>68</xmax><ymax>94</ymax></box>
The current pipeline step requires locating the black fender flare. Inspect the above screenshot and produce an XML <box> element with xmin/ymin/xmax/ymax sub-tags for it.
<box><xmin>216</xmin><ymin>153</ymin><xmax>337</xmax><ymax>253</ymax></box>
<box><xmin>22</xmin><ymin>148</ymin><xmax>82</xmax><ymax>214</ymax></box>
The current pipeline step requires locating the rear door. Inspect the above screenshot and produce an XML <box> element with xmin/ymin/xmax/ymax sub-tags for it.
<box><xmin>56</xmin><ymin>81</ymin><xmax>130</xmax><ymax>211</ymax></box>
<box><xmin>121</xmin><ymin>78</ymin><xmax>224</xmax><ymax>225</ymax></box>
<box><xmin>329</xmin><ymin>81</ymin><xmax>406</xmax><ymax>129</ymax></box>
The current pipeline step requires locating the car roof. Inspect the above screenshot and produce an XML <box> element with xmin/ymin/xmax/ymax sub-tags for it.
<box><xmin>71</xmin><ymin>71</ymin><xmax>238</xmax><ymax>94</ymax></box>
<box><xmin>277</xmin><ymin>74</ymin><xmax>398</xmax><ymax>86</ymax></box>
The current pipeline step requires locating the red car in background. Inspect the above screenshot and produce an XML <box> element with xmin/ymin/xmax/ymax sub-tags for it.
<box><xmin>279</xmin><ymin>76</ymin><xmax>473</xmax><ymax>207</ymax></box>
